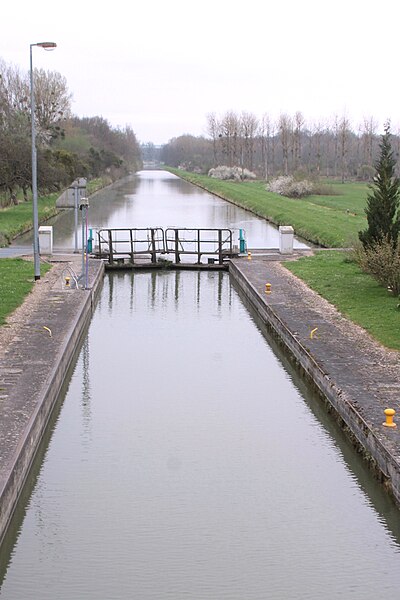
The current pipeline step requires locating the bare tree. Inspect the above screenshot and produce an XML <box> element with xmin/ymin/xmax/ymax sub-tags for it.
<box><xmin>206</xmin><ymin>112</ymin><xmax>220</xmax><ymax>167</ymax></box>
<box><xmin>219</xmin><ymin>111</ymin><xmax>240</xmax><ymax>166</ymax></box>
<box><xmin>360</xmin><ymin>116</ymin><xmax>377</xmax><ymax>178</ymax></box>
<box><xmin>278</xmin><ymin>113</ymin><xmax>292</xmax><ymax>175</ymax></box>
<box><xmin>240</xmin><ymin>111</ymin><xmax>258</xmax><ymax>171</ymax></box>
<box><xmin>339</xmin><ymin>115</ymin><xmax>350</xmax><ymax>182</ymax></box>
<box><xmin>259</xmin><ymin>113</ymin><xmax>272</xmax><ymax>179</ymax></box>
<box><xmin>33</xmin><ymin>69</ymin><xmax>71</xmax><ymax>143</ymax></box>
<box><xmin>293</xmin><ymin>111</ymin><xmax>305</xmax><ymax>170</ymax></box>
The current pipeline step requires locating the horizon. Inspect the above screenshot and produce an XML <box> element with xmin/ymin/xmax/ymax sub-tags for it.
<box><xmin>2</xmin><ymin>0</ymin><xmax>400</xmax><ymax>146</ymax></box>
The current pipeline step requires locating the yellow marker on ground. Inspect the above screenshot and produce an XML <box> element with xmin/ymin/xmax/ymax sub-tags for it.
<box><xmin>247</xmin><ymin>252</ymin><xmax>252</xmax><ymax>260</ymax></box>
<box><xmin>383</xmin><ymin>408</ymin><xmax>397</xmax><ymax>428</ymax></box>
<box><xmin>65</xmin><ymin>276</ymin><xmax>70</xmax><ymax>287</ymax></box>
<box><xmin>265</xmin><ymin>283</ymin><xmax>271</xmax><ymax>294</ymax></box>
<box><xmin>310</xmin><ymin>327</ymin><xmax>318</xmax><ymax>339</ymax></box>
<box><xmin>43</xmin><ymin>326</ymin><xmax>52</xmax><ymax>338</ymax></box>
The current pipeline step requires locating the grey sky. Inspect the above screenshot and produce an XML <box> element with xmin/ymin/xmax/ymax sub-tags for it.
<box><xmin>2</xmin><ymin>0</ymin><xmax>399</xmax><ymax>144</ymax></box>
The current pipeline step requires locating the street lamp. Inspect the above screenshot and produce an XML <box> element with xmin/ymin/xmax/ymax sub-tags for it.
<box><xmin>30</xmin><ymin>41</ymin><xmax>57</xmax><ymax>280</ymax></box>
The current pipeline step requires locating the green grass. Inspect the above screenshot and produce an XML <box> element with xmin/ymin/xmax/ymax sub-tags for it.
<box><xmin>167</xmin><ymin>169</ymin><xmax>369</xmax><ymax>248</ymax></box>
<box><xmin>285</xmin><ymin>250</ymin><xmax>400</xmax><ymax>351</ymax></box>
<box><xmin>0</xmin><ymin>193</ymin><xmax>59</xmax><ymax>246</ymax></box>
<box><xmin>0</xmin><ymin>177</ymin><xmax>110</xmax><ymax>247</ymax></box>
<box><xmin>0</xmin><ymin>258</ymin><xmax>52</xmax><ymax>325</ymax></box>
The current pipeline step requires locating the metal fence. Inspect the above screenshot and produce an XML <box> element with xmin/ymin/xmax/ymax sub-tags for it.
<box><xmin>96</xmin><ymin>227</ymin><xmax>238</xmax><ymax>265</ymax></box>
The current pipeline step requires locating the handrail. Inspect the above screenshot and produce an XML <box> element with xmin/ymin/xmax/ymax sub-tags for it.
<box><xmin>97</xmin><ymin>228</ymin><xmax>165</xmax><ymax>264</ymax></box>
<box><xmin>96</xmin><ymin>227</ymin><xmax>238</xmax><ymax>265</ymax></box>
<box><xmin>165</xmin><ymin>228</ymin><xmax>234</xmax><ymax>264</ymax></box>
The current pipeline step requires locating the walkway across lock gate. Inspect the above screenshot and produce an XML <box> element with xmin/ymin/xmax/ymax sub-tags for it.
<box><xmin>95</xmin><ymin>227</ymin><xmax>243</xmax><ymax>268</ymax></box>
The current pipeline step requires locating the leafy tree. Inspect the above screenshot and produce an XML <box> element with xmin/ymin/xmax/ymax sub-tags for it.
<box><xmin>359</xmin><ymin>122</ymin><xmax>400</xmax><ymax>248</ymax></box>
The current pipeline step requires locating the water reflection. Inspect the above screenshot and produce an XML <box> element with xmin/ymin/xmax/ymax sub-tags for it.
<box><xmin>81</xmin><ymin>337</ymin><xmax>92</xmax><ymax>446</ymax></box>
<box><xmin>105</xmin><ymin>270</ymin><xmax>228</xmax><ymax>317</ymax></box>
<box><xmin>15</xmin><ymin>170</ymin><xmax>308</xmax><ymax>251</ymax></box>
<box><xmin>1</xmin><ymin>271</ymin><xmax>400</xmax><ymax>600</ymax></box>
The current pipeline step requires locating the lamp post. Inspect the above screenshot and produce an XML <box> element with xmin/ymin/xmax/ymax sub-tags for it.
<box><xmin>30</xmin><ymin>41</ymin><xmax>56</xmax><ymax>280</ymax></box>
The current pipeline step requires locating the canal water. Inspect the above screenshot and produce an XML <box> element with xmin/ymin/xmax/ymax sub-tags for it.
<box><xmin>1</xmin><ymin>172</ymin><xmax>400</xmax><ymax>598</ymax></box>
<box><xmin>16</xmin><ymin>170</ymin><xmax>308</xmax><ymax>251</ymax></box>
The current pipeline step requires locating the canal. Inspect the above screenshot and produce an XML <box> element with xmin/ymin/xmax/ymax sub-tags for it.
<box><xmin>1</xmin><ymin>172</ymin><xmax>400</xmax><ymax>598</ymax></box>
<box><xmin>16</xmin><ymin>170</ymin><xmax>308</xmax><ymax>251</ymax></box>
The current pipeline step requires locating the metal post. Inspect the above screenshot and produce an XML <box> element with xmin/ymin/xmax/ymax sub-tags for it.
<box><xmin>74</xmin><ymin>185</ymin><xmax>79</xmax><ymax>252</ymax></box>
<box><xmin>218</xmin><ymin>229</ymin><xmax>223</xmax><ymax>265</ymax></box>
<box><xmin>130</xmin><ymin>228</ymin><xmax>134</xmax><ymax>263</ymax></box>
<box><xmin>197</xmin><ymin>229</ymin><xmax>201</xmax><ymax>264</ymax></box>
<box><xmin>150</xmin><ymin>228</ymin><xmax>157</xmax><ymax>263</ymax></box>
<box><xmin>108</xmin><ymin>229</ymin><xmax>114</xmax><ymax>265</ymax></box>
<box><xmin>79</xmin><ymin>198</ymin><xmax>89</xmax><ymax>288</ymax></box>
<box><xmin>30</xmin><ymin>45</ymin><xmax>40</xmax><ymax>281</ymax></box>
<box><xmin>29</xmin><ymin>42</ymin><xmax>56</xmax><ymax>281</ymax></box>
<box><xmin>174</xmin><ymin>229</ymin><xmax>180</xmax><ymax>264</ymax></box>
<box><xmin>81</xmin><ymin>205</ymin><xmax>85</xmax><ymax>278</ymax></box>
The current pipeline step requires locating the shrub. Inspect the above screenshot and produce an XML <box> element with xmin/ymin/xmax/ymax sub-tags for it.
<box><xmin>208</xmin><ymin>166</ymin><xmax>257</xmax><ymax>181</ymax></box>
<box><xmin>266</xmin><ymin>175</ymin><xmax>314</xmax><ymax>198</ymax></box>
<box><xmin>352</xmin><ymin>237</ymin><xmax>400</xmax><ymax>295</ymax></box>
<box><xmin>359</xmin><ymin>123</ymin><xmax>400</xmax><ymax>249</ymax></box>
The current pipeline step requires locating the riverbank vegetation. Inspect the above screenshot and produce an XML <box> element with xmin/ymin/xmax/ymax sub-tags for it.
<box><xmin>166</xmin><ymin>168</ymin><xmax>368</xmax><ymax>248</ymax></box>
<box><xmin>168</xmin><ymin>163</ymin><xmax>399</xmax><ymax>351</ymax></box>
<box><xmin>0</xmin><ymin>57</ymin><xmax>142</xmax><ymax>211</ymax></box>
<box><xmin>0</xmin><ymin>258</ymin><xmax>51</xmax><ymax>325</ymax></box>
<box><xmin>0</xmin><ymin>177</ymin><xmax>110</xmax><ymax>246</ymax></box>
<box><xmin>160</xmin><ymin>111</ymin><xmax>400</xmax><ymax>181</ymax></box>
<box><xmin>285</xmin><ymin>251</ymin><xmax>400</xmax><ymax>351</ymax></box>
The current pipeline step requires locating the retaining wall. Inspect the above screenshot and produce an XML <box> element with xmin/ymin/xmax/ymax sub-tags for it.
<box><xmin>0</xmin><ymin>262</ymin><xmax>105</xmax><ymax>544</ymax></box>
<box><xmin>229</xmin><ymin>260</ymin><xmax>400</xmax><ymax>507</ymax></box>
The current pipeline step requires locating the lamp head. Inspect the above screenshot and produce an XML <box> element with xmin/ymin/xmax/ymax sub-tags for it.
<box><xmin>35</xmin><ymin>42</ymin><xmax>57</xmax><ymax>50</ymax></box>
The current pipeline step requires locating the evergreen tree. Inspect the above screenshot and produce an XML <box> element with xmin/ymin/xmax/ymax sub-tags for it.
<box><xmin>359</xmin><ymin>122</ymin><xmax>400</xmax><ymax>248</ymax></box>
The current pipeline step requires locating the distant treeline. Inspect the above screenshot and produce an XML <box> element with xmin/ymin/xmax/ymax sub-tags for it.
<box><xmin>0</xmin><ymin>58</ymin><xmax>142</xmax><ymax>206</ymax></box>
<box><xmin>160</xmin><ymin>111</ymin><xmax>400</xmax><ymax>180</ymax></box>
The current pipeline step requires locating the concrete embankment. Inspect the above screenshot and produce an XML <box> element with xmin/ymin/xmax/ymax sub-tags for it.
<box><xmin>229</xmin><ymin>254</ymin><xmax>400</xmax><ymax>506</ymax></box>
<box><xmin>0</xmin><ymin>256</ymin><xmax>104</xmax><ymax>544</ymax></box>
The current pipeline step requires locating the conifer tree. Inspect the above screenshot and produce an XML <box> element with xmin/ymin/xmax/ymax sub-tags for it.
<box><xmin>359</xmin><ymin>122</ymin><xmax>400</xmax><ymax>248</ymax></box>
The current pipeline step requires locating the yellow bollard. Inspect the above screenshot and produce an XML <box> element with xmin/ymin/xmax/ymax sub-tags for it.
<box><xmin>65</xmin><ymin>276</ymin><xmax>70</xmax><ymax>287</ymax></box>
<box><xmin>383</xmin><ymin>408</ymin><xmax>397</xmax><ymax>428</ymax></box>
<box><xmin>247</xmin><ymin>252</ymin><xmax>252</xmax><ymax>260</ymax></box>
<box><xmin>310</xmin><ymin>327</ymin><xmax>318</xmax><ymax>339</ymax></box>
<box><xmin>265</xmin><ymin>283</ymin><xmax>271</xmax><ymax>294</ymax></box>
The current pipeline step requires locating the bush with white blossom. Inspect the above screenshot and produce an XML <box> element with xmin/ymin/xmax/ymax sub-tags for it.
<box><xmin>208</xmin><ymin>166</ymin><xmax>257</xmax><ymax>181</ymax></box>
<box><xmin>266</xmin><ymin>176</ymin><xmax>314</xmax><ymax>198</ymax></box>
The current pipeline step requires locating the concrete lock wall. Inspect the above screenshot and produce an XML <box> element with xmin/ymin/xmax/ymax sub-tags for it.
<box><xmin>0</xmin><ymin>262</ymin><xmax>104</xmax><ymax>545</ymax></box>
<box><xmin>56</xmin><ymin>178</ymin><xmax>87</xmax><ymax>208</ymax></box>
<box><xmin>228</xmin><ymin>260</ymin><xmax>400</xmax><ymax>508</ymax></box>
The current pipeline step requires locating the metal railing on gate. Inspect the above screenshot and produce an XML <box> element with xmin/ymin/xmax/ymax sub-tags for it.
<box><xmin>165</xmin><ymin>228</ymin><xmax>234</xmax><ymax>264</ymax></box>
<box><xmin>96</xmin><ymin>227</ymin><xmax>239</xmax><ymax>266</ymax></box>
<box><xmin>97</xmin><ymin>228</ymin><xmax>165</xmax><ymax>264</ymax></box>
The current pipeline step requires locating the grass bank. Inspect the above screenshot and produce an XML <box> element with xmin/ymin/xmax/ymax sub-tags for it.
<box><xmin>285</xmin><ymin>250</ymin><xmax>400</xmax><ymax>351</ymax></box>
<box><xmin>0</xmin><ymin>193</ymin><xmax>59</xmax><ymax>247</ymax></box>
<box><xmin>167</xmin><ymin>168</ymin><xmax>369</xmax><ymax>248</ymax></box>
<box><xmin>0</xmin><ymin>258</ymin><xmax>52</xmax><ymax>325</ymax></box>
<box><xmin>0</xmin><ymin>177</ymin><xmax>111</xmax><ymax>247</ymax></box>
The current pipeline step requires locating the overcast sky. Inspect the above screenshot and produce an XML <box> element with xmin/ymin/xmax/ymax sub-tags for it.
<box><xmin>2</xmin><ymin>0</ymin><xmax>399</xmax><ymax>145</ymax></box>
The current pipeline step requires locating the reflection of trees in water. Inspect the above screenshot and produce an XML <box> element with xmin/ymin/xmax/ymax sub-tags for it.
<box><xmin>81</xmin><ymin>337</ymin><xmax>91</xmax><ymax>439</ymax></box>
<box><xmin>107</xmin><ymin>270</ymin><xmax>231</xmax><ymax>324</ymax></box>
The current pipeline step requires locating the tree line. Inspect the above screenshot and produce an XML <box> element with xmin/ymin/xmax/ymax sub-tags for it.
<box><xmin>161</xmin><ymin>111</ymin><xmax>400</xmax><ymax>181</ymax></box>
<box><xmin>0</xmin><ymin>58</ymin><xmax>142</xmax><ymax>206</ymax></box>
